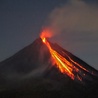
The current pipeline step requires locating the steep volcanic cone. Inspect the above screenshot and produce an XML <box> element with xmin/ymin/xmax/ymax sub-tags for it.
<box><xmin>0</xmin><ymin>31</ymin><xmax>98</xmax><ymax>97</ymax></box>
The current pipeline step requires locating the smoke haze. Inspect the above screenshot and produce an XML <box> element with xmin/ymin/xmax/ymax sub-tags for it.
<box><xmin>44</xmin><ymin>0</ymin><xmax>98</xmax><ymax>69</ymax></box>
<box><xmin>45</xmin><ymin>0</ymin><xmax>98</xmax><ymax>35</ymax></box>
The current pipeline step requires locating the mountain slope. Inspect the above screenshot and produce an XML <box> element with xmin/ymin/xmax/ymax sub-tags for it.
<box><xmin>0</xmin><ymin>38</ymin><xmax>98</xmax><ymax>98</ymax></box>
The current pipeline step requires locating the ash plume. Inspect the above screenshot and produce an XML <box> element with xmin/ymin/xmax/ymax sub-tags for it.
<box><xmin>44</xmin><ymin>0</ymin><xmax>98</xmax><ymax>36</ymax></box>
<box><xmin>42</xmin><ymin>0</ymin><xmax>98</xmax><ymax>68</ymax></box>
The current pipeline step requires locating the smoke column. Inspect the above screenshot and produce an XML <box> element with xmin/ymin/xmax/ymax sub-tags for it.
<box><xmin>41</xmin><ymin>0</ymin><xmax>98</xmax><ymax>69</ymax></box>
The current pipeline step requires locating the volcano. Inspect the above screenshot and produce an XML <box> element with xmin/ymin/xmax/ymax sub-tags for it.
<box><xmin>0</xmin><ymin>38</ymin><xmax>98</xmax><ymax>98</ymax></box>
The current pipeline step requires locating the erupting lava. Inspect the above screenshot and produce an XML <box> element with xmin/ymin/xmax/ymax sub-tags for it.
<box><xmin>40</xmin><ymin>30</ymin><xmax>92</xmax><ymax>81</ymax></box>
<box><xmin>41</xmin><ymin>37</ymin><xmax>75</xmax><ymax>80</ymax></box>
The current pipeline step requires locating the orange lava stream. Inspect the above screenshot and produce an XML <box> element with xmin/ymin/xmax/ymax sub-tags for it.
<box><xmin>41</xmin><ymin>37</ymin><xmax>89</xmax><ymax>81</ymax></box>
<box><xmin>41</xmin><ymin>37</ymin><xmax>75</xmax><ymax>79</ymax></box>
<box><xmin>61</xmin><ymin>51</ymin><xmax>89</xmax><ymax>72</ymax></box>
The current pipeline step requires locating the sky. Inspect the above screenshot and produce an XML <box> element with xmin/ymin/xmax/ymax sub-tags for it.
<box><xmin>0</xmin><ymin>0</ymin><xmax>98</xmax><ymax>69</ymax></box>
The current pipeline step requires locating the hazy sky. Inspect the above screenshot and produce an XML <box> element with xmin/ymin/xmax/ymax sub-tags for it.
<box><xmin>0</xmin><ymin>0</ymin><xmax>98</xmax><ymax>69</ymax></box>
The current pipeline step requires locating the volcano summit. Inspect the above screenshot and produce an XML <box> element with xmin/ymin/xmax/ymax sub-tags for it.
<box><xmin>0</xmin><ymin>38</ymin><xmax>98</xmax><ymax>98</ymax></box>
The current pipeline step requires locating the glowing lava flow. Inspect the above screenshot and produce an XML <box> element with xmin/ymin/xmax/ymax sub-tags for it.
<box><xmin>41</xmin><ymin>37</ymin><xmax>90</xmax><ymax>81</ymax></box>
<box><xmin>41</xmin><ymin>37</ymin><xmax>75</xmax><ymax>80</ymax></box>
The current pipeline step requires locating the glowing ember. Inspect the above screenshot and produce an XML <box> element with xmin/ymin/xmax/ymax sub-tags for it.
<box><xmin>40</xmin><ymin>28</ymin><xmax>52</xmax><ymax>39</ymax></box>
<box><xmin>40</xmin><ymin>32</ymin><xmax>91</xmax><ymax>81</ymax></box>
<box><xmin>42</xmin><ymin>37</ymin><xmax>46</xmax><ymax>43</ymax></box>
